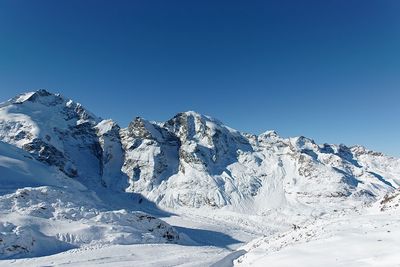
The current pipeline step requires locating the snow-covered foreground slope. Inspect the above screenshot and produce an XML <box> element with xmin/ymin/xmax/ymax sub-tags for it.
<box><xmin>0</xmin><ymin>244</ymin><xmax>231</xmax><ymax>267</ymax></box>
<box><xmin>0</xmin><ymin>141</ymin><xmax>179</xmax><ymax>260</ymax></box>
<box><xmin>233</xmin><ymin>190</ymin><xmax>400</xmax><ymax>267</ymax></box>
<box><xmin>0</xmin><ymin>89</ymin><xmax>399</xmax><ymax>266</ymax></box>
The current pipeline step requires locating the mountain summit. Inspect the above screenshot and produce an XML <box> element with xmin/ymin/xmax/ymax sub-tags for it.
<box><xmin>1</xmin><ymin>90</ymin><xmax>398</xmax><ymax>212</ymax></box>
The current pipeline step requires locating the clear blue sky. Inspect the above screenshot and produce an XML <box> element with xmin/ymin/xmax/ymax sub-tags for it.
<box><xmin>0</xmin><ymin>1</ymin><xmax>399</xmax><ymax>156</ymax></box>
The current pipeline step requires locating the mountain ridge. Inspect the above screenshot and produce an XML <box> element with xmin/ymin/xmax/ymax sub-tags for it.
<box><xmin>2</xmin><ymin>89</ymin><xmax>393</xmax><ymax>158</ymax></box>
<box><xmin>1</xmin><ymin>89</ymin><xmax>398</xmax><ymax>212</ymax></box>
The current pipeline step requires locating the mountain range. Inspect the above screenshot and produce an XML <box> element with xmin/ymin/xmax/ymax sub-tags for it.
<box><xmin>0</xmin><ymin>89</ymin><xmax>399</xmax><ymax>265</ymax></box>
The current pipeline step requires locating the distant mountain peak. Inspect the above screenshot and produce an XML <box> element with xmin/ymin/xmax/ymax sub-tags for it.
<box><xmin>9</xmin><ymin>89</ymin><xmax>62</xmax><ymax>105</ymax></box>
<box><xmin>259</xmin><ymin>130</ymin><xmax>279</xmax><ymax>139</ymax></box>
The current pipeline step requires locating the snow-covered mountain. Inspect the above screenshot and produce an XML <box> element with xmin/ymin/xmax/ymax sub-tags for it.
<box><xmin>0</xmin><ymin>91</ymin><xmax>181</xmax><ymax>259</ymax></box>
<box><xmin>1</xmin><ymin>90</ymin><xmax>399</xmax><ymax>212</ymax></box>
<box><xmin>125</xmin><ymin>111</ymin><xmax>399</xmax><ymax>214</ymax></box>
<box><xmin>0</xmin><ymin>89</ymin><xmax>399</xmax><ymax>263</ymax></box>
<box><xmin>2</xmin><ymin>90</ymin><xmax>398</xmax><ymax>212</ymax></box>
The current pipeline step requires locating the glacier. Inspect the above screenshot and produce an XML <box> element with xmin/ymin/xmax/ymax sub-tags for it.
<box><xmin>0</xmin><ymin>89</ymin><xmax>399</xmax><ymax>266</ymax></box>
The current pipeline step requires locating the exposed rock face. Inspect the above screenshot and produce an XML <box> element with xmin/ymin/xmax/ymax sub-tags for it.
<box><xmin>120</xmin><ymin>117</ymin><xmax>180</xmax><ymax>193</ymax></box>
<box><xmin>95</xmin><ymin>119</ymin><xmax>128</xmax><ymax>190</ymax></box>
<box><xmin>164</xmin><ymin>112</ymin><xmax>253</xmax><ymax>174</ymax></box>
<box><xmin>1</xmin><ymin>90</ymin><xmax>399</xmax><ymax>214</ymax></box>
<box><xmin>22</xmin><ymin>138</ymin><xmax>77</xmax><ymax>177</ymax></box>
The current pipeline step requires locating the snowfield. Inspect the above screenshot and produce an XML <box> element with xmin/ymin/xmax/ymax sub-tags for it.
<box><xmin>234</xmin><ymin>191</ymin><xmax>400</xmax><ymax>267</ymax></box>
<box><xmin>0</xmin><ymin>142</ymin><xmax>180</xmax><ymax>261</ymax></box>
<box><xmin>0</xmin><ymin>90</ymin><xmax>399</xmax><ymax>266</ymax></box>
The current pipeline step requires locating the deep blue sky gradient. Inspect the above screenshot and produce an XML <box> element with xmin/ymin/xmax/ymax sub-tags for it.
<box><xmin>0</xmin><ymin>1</ymin><xmax>399</xmax><ymax>156</ymax></box>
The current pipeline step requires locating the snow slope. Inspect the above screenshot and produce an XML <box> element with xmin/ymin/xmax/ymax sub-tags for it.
<box><xmin>234</xmin><ymin>190</ymin><xmax>400</xmax><ymax>267</ymax></box>
<box><xmin>0</xmin><ymin>141</ymin><xmax>179</xmax><ymax>260</ymax></box>
<box><xmin>0</xmin><ymin>89</ymin><xmax>399</xmax><ymax>265</ymax></box>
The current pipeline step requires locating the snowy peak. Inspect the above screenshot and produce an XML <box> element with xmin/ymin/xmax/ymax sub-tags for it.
<box><xmin>164</xmin><ymin>111</ymin><xmax>216</xmax><ymax>143</ymax></box>
<box><xmin>14</xmin><ymin>89</ymin><xmax>63</xmax><ymax>106</ymax></box>
<box><xmin>351</xmin><ymin>145</ymin><xmax>385</xmax><ymax>157</ymax></box>
<box><xmin>0</xmin><ymin>90</ymin><xmax>399</xmax><ymax>213</ymax></box>
<box><xmin>127</xmin><ymin>117</ymin><xmax>166</xmax><ymax>141</ymax></box>
<box><xmin>3</xmin><ymin>89</ymin><xmax>100</xmax><ymax>124</ymax></box>
<box><xmin>164</xmin><ymin>111</ymin><xmax>249</xmax><ymax>148</ymax></box>
<box><xmin>0</xmin><ymin>90</ymin><xmax>104</xmax><ymax>179</ymax></box>
<box><xmin>258</xmin><ymin>130</ymin><xmax>279</xmax><ymax>139</ymax></box>
<box><xmin>95</xmin><ymin>119</ymin><xmax>120</xmax><ymax>136</ymax></box>
<box><xmin>291</xmin><ymin>136</ymin><xmax>317</xmax><ymax>150</ymax></box>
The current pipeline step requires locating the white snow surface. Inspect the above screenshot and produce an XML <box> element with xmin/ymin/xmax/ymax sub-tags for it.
<box><xmin>0</xmin><ymin>141</ymin><xmax>179</xmax><ymax>260</ymax></box>
<box><xmin>234</xmin><ymin>190</ymin><xmax>400</xmax><ymax>267</ymax></box>
<box><xmin>0</xmin><ymin>90</ymin><xmax>399</xmax><ymax>266</ymax></box>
